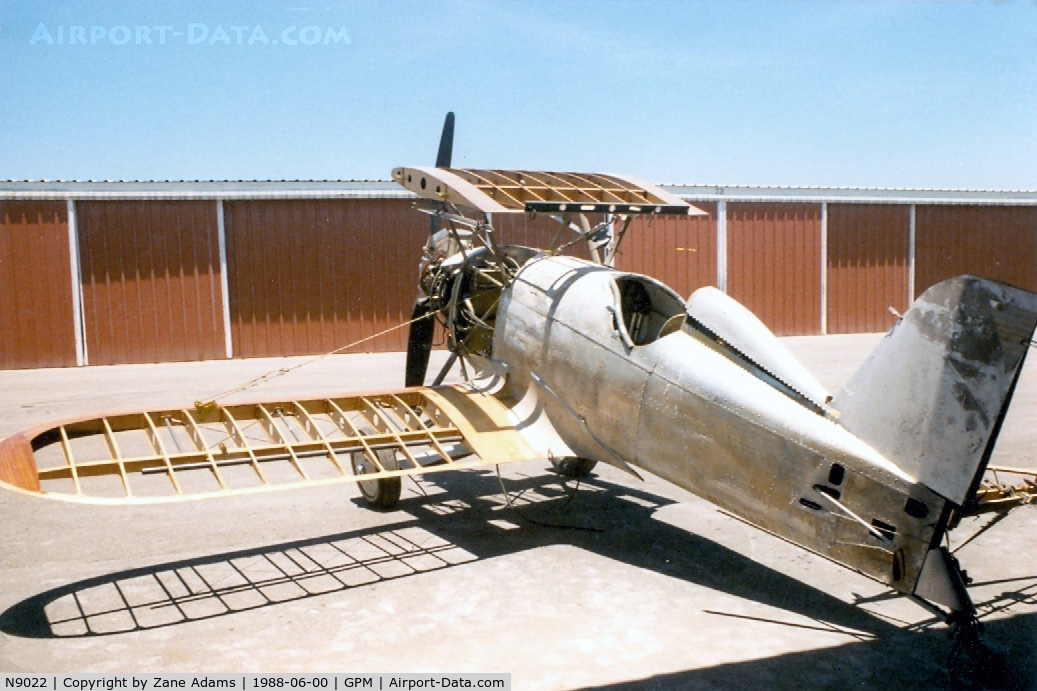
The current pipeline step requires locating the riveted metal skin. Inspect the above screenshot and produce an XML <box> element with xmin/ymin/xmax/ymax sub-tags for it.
<box><xmin>493</xmin><ymin>254</ymin><xmax>954</xmax><ymax>595</ymax></box>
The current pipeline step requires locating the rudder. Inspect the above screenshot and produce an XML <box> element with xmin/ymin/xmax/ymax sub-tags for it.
<box><xmin>831</xmin><ymin>276</ymin><xmax>1037</xmax><ymax>505</ymax></box>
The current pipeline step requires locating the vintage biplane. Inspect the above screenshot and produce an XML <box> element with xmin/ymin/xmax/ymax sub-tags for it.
<box><xmin>1</xmin><ymin>113</ymin><xmax>1035</xmax><ymax>674</ymax></box>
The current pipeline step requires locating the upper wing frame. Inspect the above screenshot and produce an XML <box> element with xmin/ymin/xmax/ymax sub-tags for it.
<box><xmin>391</xmin><ymin>167</ymin><xmax>704</xmax><ymax>216</ymax></box>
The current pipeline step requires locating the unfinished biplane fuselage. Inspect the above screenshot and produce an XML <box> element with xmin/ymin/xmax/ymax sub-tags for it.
<box><xmin>1</xmin><ymin>114</ymin><xmax>1035</xmax><ymax>672</ymax></box>
<box><xmin>387</xmin><ymin>163</ymin><xmax>1037</xmax><ymax>631</ymax></box>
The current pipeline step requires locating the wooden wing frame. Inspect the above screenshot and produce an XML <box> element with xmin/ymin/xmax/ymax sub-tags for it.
<box><xmin>391</xmin><ymin>167</ymin><xmax>702</xmax><ymax>216</ymax></box>
<box><xmin>0</xmin><ymin>386</ymin><xmax>543</xmax><ymax>504</ymax></box>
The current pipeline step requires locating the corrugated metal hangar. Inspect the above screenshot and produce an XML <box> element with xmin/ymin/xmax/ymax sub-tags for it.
<box><xmin>1</xmin><ymin>180</ymin><xmax>1035</xmax><ymax>369</ymax></box>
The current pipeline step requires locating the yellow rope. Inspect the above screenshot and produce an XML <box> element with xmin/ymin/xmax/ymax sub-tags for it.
<box><xmin>194</xmin><ymin>313</ymin><xmax>431</xmax><ymax>415</ymax></box>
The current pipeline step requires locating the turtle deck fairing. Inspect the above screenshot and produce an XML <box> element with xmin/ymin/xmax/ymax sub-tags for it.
<box><xmin>490</xmin><ymin>254</ymin><xmax>946</xmax><ymax>596</ymax></box>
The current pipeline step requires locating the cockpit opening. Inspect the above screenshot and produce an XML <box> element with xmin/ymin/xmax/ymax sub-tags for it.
<box><xmin>614</xmin><ymin>276</ymin><xmax>686</xmax><ymax>346</ymax></box>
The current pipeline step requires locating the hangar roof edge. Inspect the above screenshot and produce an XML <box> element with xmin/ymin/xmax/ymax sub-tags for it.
<box><xmin>0</xmin><ymin>180</ymin><xmax>1034</xmax><ymax>205</ymax></box>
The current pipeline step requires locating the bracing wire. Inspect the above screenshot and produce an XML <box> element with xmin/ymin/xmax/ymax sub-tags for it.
<box><xmin>194</xmin><ymin>312</ymin><xmax>433</xmax><ymax>414</ymax></box>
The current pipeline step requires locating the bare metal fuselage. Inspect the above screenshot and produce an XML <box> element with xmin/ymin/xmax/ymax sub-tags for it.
<box><xmin>488</xmin><ymin>254</ymin><xmax>945</xmax><ymax>596</ymax></box>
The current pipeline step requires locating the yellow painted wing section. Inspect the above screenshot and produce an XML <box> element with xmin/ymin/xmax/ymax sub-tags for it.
<box><xmin>0</xmin><ymin>386</ymin><xmax>543</xmax><ymax>505</ymax></box>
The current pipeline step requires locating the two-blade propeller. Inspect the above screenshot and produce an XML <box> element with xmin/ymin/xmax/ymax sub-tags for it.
<box><xmin>404</xmin><ymin>112</ymin><xmax>455</xmax><ymax>387</ymax></box>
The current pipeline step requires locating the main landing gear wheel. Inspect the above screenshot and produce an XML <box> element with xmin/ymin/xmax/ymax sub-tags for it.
<box><xmin>550</xmin><ymin>457</ymin><xmax>598</xmax><ymax>478</ymax></box>
<box><xmin>350</xmin><ymin>430</ymin><xmax>401</xmax><ymax>509</ymax></box>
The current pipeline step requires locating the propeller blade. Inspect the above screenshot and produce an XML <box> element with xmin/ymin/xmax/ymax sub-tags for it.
<box><xmin>411</xmin><ymin>111</ymin><xmax>456</xmax><ymax>385</ymax></box>
<box><xmin>404</xmin><ymin>300</ymin><xmax>435</xmax><ymax>387</ymax></box>
<box><xmin>436</xmin><ymin>112</ymin><xmax>455</xmax><ymax>168</ymax></box>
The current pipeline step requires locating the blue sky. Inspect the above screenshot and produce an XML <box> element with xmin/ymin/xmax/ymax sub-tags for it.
<box><xmin>1</xmin><ymin>1</ymin><xmax>1034</xmax><ymax>189</ymax></box>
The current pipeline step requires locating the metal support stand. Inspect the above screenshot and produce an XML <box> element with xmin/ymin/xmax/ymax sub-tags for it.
<box><xmin>912</xmin><ymin>548</ymin><xmax>1009</xmax><ymax>688</ymax></box>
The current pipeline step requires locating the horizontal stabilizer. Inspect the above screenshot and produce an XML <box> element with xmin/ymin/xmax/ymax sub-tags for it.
<box><xmin>831</xmin><ymin>276</ymin><xmax>1037</xmax><ymax>505</ymax></box>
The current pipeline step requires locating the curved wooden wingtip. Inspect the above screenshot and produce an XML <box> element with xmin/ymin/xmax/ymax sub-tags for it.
<box><xmin>0</xmin><ymin>433</ymin><xmax>42</xmax><ymax>493</ymax></box>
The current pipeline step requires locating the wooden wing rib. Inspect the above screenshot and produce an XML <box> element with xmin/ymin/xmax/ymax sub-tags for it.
<box><xmin>0</xmin><ymin>386</ymin><xmax>544</xmax><ymax>505</ymax></box>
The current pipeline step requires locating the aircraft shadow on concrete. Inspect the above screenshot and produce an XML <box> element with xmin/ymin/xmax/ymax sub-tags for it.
<box><xmin>1</xmin><ymin>470</ymin><xmax>1034</xmax><ymax>687</ymax></box>
<box><xmin>578</xmin><ymin>610</ymin><xmax>1037</xmax><ymax>691</ymax></box>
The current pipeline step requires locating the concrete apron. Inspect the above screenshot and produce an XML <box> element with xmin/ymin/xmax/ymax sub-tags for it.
<box><xmin>0</xmin><ymin>336</ymin><xmax>1034</xmax><ymax>689</ymax></box>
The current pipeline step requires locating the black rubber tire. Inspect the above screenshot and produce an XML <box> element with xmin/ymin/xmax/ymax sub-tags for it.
<box><xmin>351</xmin><ymin>442</ymin><xmax>402</xmax><ymax>509</ymax></box>
<box><xmin>550</xmin><ymin>457</ymin><xmax>598</xmax><ymax>478</ymax></box>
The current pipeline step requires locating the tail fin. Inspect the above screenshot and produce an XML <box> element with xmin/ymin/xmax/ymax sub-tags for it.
<box><xmin>831</xmin><ymin>276</ymin><xmax>1037</xmax><ymax>505</ymax></box>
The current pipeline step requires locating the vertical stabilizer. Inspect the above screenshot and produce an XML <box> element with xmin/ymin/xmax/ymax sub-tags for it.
<box><xmin>831</xmin><ymin>276</ymin><xmax>1037</xmax><ymax>505</ymax></box>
